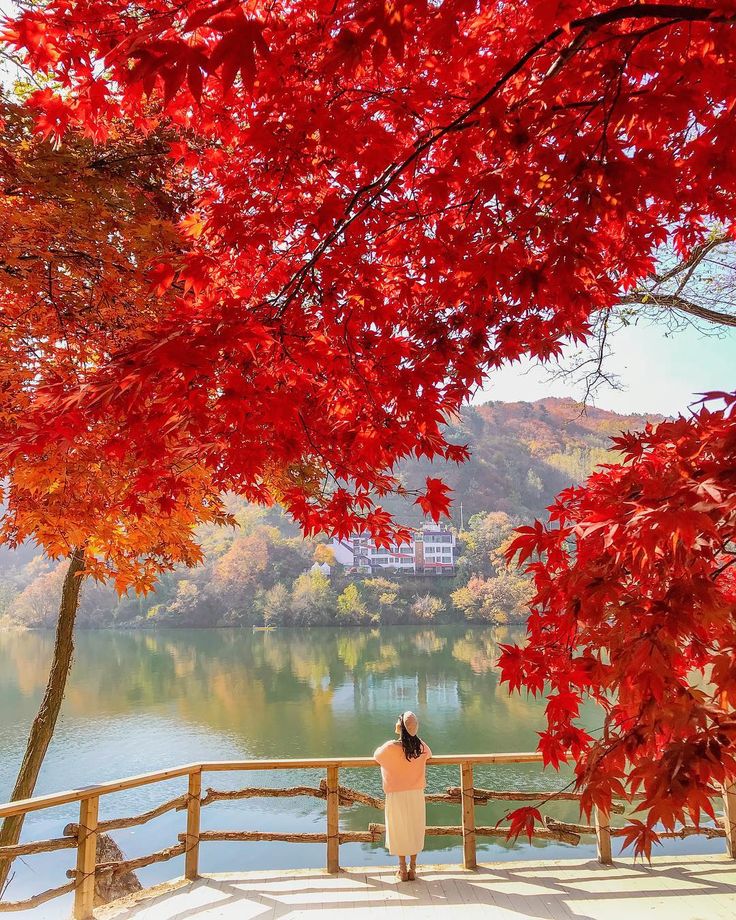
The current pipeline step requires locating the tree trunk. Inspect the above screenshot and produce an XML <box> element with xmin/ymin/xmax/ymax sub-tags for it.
<box><xmin>0</xmin><ymin>548</ymin><xmax>85</xmax><ymax>897</ymax></box>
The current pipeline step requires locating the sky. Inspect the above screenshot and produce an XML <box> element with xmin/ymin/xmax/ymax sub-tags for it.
<box><xmin>473</xmin><ymin>320</ymin><xmax>736</xmax><ymax>417</ymax></box>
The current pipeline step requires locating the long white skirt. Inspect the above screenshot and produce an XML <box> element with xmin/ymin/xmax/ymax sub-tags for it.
<box><xmin>385</xmin><ymin>789</ymin><xmax>426</xmax><ymax>856</ymax></box>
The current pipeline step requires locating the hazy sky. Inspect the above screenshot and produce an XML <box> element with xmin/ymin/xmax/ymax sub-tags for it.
<box><xmin>473</xmin><ymin>320</ymin><xmax>736</xmax><ymax>417</ymax></box>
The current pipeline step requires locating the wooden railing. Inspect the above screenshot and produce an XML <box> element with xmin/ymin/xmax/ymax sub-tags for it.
<box><xmin>0</xmin><ymin>754</ymin><xmax>734</xmax><ymax>918</ymax></box>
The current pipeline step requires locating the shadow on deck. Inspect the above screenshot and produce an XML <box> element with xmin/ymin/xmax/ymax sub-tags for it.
<box><xmin>97</xmin><ymin>854</ymin><xmax>736</xmax><ymax>920</ymax></box>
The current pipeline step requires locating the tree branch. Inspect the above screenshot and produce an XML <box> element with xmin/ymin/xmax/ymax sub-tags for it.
<box><xmin>275</xmin><ymin>4</ymin><xmax>736</xmax><ymax>316</ymax></box>
<box><xmin>654</xmin><ymin>232</ymin><xmax>730</xmax><ymax>284</ymax></box>
<box><xmin>618</xmin><ymin>291</ymin><xmax>736</xmax><ymax>328</ymax></box>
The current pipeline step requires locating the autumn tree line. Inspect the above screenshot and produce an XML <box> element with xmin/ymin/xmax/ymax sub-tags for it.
<box><xmin>0</xmin><ymin>397</ymin><xmax>636</xmax><ymax>630</ymax></box>
<box><xmin>0</xmin><ymin>502</ymin><xmax>531</xmax><ymax>629</ymax></box>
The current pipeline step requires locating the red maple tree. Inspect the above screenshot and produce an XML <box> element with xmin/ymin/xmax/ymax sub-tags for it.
<box><xmin>5</xmin><ymin>1</ymin><xmax>736</xmax><ymax>536</ymax></box>
<box><xmin>0</xmin><ymin>100</ymin><xmax>230</xmax><ymax>887</ymax></box>
<box><xmin>500</xmin><ymin>392</ymin><xmax>736</xmax><ymax>856</ymax></box>
<box><xmin>2</xmin><ymin>0</ymin><xmax>736</xmax><ymax>854</ymax></box>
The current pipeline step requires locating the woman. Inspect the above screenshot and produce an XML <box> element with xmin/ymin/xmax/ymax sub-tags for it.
<box><xmin>374</xmin><ymin>711</ymin><xmax>432</xmax><ymax>882</ymax></box>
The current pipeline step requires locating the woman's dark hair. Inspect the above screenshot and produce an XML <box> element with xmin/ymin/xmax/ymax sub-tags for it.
<box><xmin>398</xmin><ymin>714</ymin><xmax>423</xmax><ymax>761</ymax></box>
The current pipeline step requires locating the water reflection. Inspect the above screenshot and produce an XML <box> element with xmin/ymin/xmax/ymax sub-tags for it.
<box><xmin>2</xmin><ymin>626</ymin><xmax>570</xmax><ymax>769</ymax></box>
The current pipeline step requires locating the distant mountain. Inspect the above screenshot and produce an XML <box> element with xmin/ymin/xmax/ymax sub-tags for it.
<box><xmin>385</xmin><ymin>397</ymin><xmax>663</xmax><ymax>526</ymax></box>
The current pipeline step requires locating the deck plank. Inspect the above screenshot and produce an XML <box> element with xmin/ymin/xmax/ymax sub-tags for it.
<box><xmin>96</xmin><ymin>855</ymin><xmax>736</xmax><ymax>920</ymax></box>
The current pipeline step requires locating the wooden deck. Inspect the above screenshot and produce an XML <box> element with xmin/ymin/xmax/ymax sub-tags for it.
<box><xmin>97</xmin><ymin>855</ymin><xmax>736</xmax><ymax>920</ymax></box>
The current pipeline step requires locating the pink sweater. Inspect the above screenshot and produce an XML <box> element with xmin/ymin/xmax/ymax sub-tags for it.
<box><xmin>374</xmin><ymin>740</ymin><xmax>432</xmax><ymax>793</ymax></box>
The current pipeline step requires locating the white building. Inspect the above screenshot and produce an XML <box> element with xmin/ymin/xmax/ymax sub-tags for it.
<box><xmin>331</xmin><ymin>524</ymin><xmax>456</xmax><ymax>576</ymax></box>
<box><xmin>310</xmin><ymin>561</ymin><xmax>332</xmax><ymax>576</ymax></box>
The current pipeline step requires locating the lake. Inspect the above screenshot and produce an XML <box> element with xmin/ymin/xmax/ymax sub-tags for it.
<box><xmin>0</xmin><ymin>626</ymin><xmax>724</xmax><ymax>916</ymax></box>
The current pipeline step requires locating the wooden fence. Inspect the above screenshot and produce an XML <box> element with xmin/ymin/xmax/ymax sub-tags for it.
<box><xmin>0</xmin><ymin>753</ymin><xmax>734</xmax><ymax>919</ymax></box>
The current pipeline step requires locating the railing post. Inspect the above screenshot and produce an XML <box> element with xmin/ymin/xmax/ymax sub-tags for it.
<box><xmin>185</xmin><ymin>768</ymin><xmax>202</xmax><ymax>879</ymax></box>
<box><xmin>594</xmin><ymin>806</ymin><xmax>612</xmax><ymax>865</ymax></box>
<box><xmin>73</xmin><ymin>795</ymin><xmax>99</xmax><ymax>920</ymax></box>
<box><xmin>724</xmin><ymin>783</ymin><xmax>736</xmax><ymax>858</ymax></box>
<box><xmin>326</xmin><ymin>765</ymin><xmax>340</xmax><ymax>873</ymax></box>
<box><xmin>460</xmin><ymin>762</ymin><xmax>477</xmax><ymax>869</ymax></box>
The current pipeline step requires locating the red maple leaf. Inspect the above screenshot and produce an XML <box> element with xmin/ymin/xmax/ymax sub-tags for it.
<box><xmin>504</xmin><ymin>806</ymin><xmax>542</xmax><ymax>844</ymax></box>
<box><xmin>414</xmin><ymin>477</ymin><xmax>452</xmax><ymax>522</ymax></box>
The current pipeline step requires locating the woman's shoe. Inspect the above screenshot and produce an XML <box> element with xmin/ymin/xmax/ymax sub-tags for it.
<box><xmin>407</xmin><ymin>868</ymin><xmax>416</xmax><ymax>881</ymax></box>
<box><xmin>396</xmin><ymin>868</ymin><xmax>409</xmax><ymax>883</ymax></box>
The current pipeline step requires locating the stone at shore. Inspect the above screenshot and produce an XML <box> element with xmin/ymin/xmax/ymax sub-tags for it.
<box><xmin>94</xmin><ymin>833</ymin><xmax>143</xmax><ymax>906</ymax></box>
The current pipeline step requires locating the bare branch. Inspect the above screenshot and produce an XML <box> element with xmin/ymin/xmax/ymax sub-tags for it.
<box><xmin>619</xmin><ymin>291</ymin><xmax>736</xmax><ymax>328</ymax></box>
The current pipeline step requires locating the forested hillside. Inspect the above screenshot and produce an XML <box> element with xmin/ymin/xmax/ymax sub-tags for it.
<box><xmin>0</xmin><ymin>398</ymin><xmax>659</xmax><ymax>630</ymax></box>
<box><xmin>389</xmin><ymin>397</ymin><xmax>660</xmax><ymax>526</ymax></box>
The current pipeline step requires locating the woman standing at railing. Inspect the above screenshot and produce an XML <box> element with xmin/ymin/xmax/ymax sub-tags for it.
<box><xmin>374</xmin><ymin>711</ymin><xmax>432</xmax><ymax>882</ymax></box>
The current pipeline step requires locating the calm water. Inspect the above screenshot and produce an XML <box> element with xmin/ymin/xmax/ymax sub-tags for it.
<box><xmin>0</xmin><ymin>626</ymin><xmax>723</xmax><ymax>916</ymax></box>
